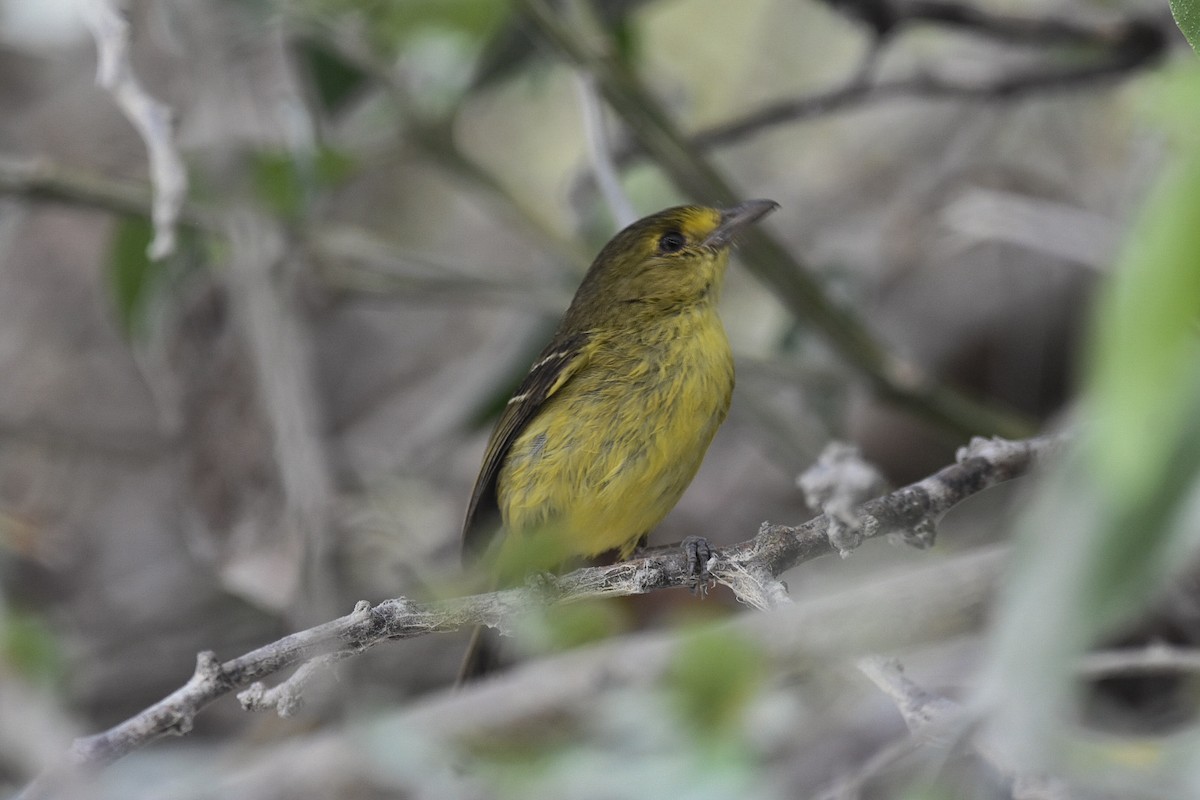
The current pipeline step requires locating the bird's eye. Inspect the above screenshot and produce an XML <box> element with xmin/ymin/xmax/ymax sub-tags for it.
<box><xmin>657</xmin><ymin>231</ymin><xmax>686</xmax><ymax>254</ymax></box>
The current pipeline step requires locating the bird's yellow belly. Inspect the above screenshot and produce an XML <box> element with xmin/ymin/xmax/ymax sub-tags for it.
<box><xmin>496</xmin><ymin>318</ymin><xmax>733</xmax><ymax>564</ymax></box>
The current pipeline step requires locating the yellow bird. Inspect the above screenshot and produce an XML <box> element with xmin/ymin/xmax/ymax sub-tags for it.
<box><xmin>459</xmin><ymin>199</ymin><xmax>778</xmax><ymax>679</ymax></box>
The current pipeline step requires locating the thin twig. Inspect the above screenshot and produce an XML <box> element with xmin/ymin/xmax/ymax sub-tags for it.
<box><xmin>237</xmin><ymin>651</ymin><xmax>355</xmax><ymax>718</ymax></box>
<box><xmin>690</xmin><ymin>41</ymin><xmax>1164</xmax><ymax>154</ymax></box>
<box><xmin>575</xmin><ymin>71</ymin><xmax>637</xmax><ymax>227</ymax></box>
<box><xmin>224</xmin><ymin>213</ymin><xmax>338</xmax><ymax>620</ymax></box>
<box><xmin>0</xmin><ymin>156</ymin><xmax>212</xmax><ymax>230</ymax></box>
<box><xmin>1077</xmin><ymin>644</ymin><xmax>1200</xmax><ymax>678</ymax></box>
<box><xmin>83</xmin><ymin>0</ymin><xmax>188</xmax><ymax>259</ymax></box>
<box><xmin>680</xmin><ymin>4</ymin><xmax>1167</xmax><ymax>153</ymax></box>
<box><xmin>857</xmin><ymin>657</ymin><xmax>1071</xmax><ymax>800</ymax></box>
<box><xmin>0</xmin><ymin>157</ymin><xmax>572</xmax><ymax>313</ymax></box>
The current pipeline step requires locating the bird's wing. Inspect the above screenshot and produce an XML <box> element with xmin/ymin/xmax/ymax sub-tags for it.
<box><xmin>461</xmin><ymin>331</ymin><xmax>593</xmax><ymax>560</ymax></box>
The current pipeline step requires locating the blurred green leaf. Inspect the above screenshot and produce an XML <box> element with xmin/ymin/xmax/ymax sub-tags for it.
<box><xmin>472</xmin><ymin>1</ymin><xmax>644</xmax><ymax>89</ymax></box>
<box><xmin>107</xmin><ymin>216</ymin><xmax>159</xmax><ymax>338</ymax></box>
<box><xmin>982</xmin><ymin>65</ymin><xmax>1200</xmax><ymax>771</ymax></box>
<box><xmin>669</xmin><ymin>626</ymin><xmax>765</xmax><ymax>736</ymax></box>
<box><xmin>298</xmin><ymin>0</ymin><xmax>508</xmax><ymax>54</ymax></box>
<box><xmin>1082</xmin><ymin>143</ymin><xmax>1200</xmax><ymax>627</ymax></box>
<box><xmin>1138</xmin><ymin>67</ymin><xmax>1200</xmax><ymax>141</ymax></box>
<box><xmin>2</xmin><ymin>611</ymin><xmax>64</xmax><ymax>687</ymax></box>
<box><xmin>251</xmin><ymin>151</ymin><xmax>305</xmax><ymax>220</ymax></box>
<box><xmin>299</xmin><ymin>40</ymin><xmax>368</xmax><ymax>114</ymax></box>
<box><xmin>315</xmin><ymin>146</ymin><xmax>358</xmax><ymax>185</ymax></box>
<box><xmin>1088</xmin><ymin>158</ymin><xmax>1200</xmax><ymax>512</ymax></box>
<box><xmin>372</xmin><ymin>0</ymin><xmax>508</xmax><ymax>41</ymax></box>
<box><xmin>533</xmin><ymin>600</ymin><xmax>628</xmax><ymax>651</ymax></box>
<box><xmin>1170</xmin><ymin>0</ymin><xmax>1200</xmax><ymax>53</ymax></box>
<box><xmin>251</xmin><ymin>147</ymin><xmax>359</xmax><ymax>220</ymax></box>
<box><xmin>899</xmin><ymin>786</ymin><xmax>956</xmax><ymax>800</ymax></box>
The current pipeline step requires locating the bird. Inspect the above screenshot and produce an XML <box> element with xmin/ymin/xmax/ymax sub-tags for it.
<box><xmin>458</xmin><ymin>199</ymin><xmax>779</xmax><ymax>681</ymax></box>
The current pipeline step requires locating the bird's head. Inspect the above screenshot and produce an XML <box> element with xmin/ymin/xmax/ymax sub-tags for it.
<box><xmin>568</xmin><ymin>199</ymin><xmax>779</xmax><ymax>323</ymax></box>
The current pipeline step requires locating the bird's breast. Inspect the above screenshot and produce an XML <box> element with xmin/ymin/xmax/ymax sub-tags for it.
<box><xmin>497</xmin><ymin>309</ymin><xmax>733</xmax><ymax>559</ymax></box>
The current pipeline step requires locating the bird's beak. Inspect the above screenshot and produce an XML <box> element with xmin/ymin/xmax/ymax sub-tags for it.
<box><xmin>703</xmin><ymin>199</ymin><xmax>779</xmax><ymax>248</ymax></box>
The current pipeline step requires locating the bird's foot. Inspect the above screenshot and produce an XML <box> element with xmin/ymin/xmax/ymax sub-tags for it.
<box><xmin>681</xmin><ymin>535</ymin><xmax>715</xmax><ymax>595</ymax></box>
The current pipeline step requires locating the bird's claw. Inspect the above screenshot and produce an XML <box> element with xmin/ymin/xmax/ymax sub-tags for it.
<box><xmin>681</xmin><ymin>535</ymin><xmax>715</xmax><ymax>595</ymax></box>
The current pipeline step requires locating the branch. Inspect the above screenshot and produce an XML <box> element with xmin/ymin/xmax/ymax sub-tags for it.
<box><xmin>14</xmin><ymin>545</ymin><xmax>1006</xmax><ymax>800</ymax></box>
<box><xmin>0</xmin><ymin>157</ymin><xmax>568</xmax><ymax>313</ymax></box>
<box><xmin>856</xmin><ymin>657</ymin><xmax>1071</xmax><ymax>800</ymax></box>
<box><xmin>576</xmin><ymin>71</ymin><xmax>637</xmax><ymax>227</ymax></box>
<box><xmin>381</xmin><ymin>546</ymin><xmax>1010</xmax><ymax>743</ymax></box>
<box><xmin>0</xmin><ymin>156</ymin><xmax>212</xmax><ymax>230</ymax></box>
<box><xmin>516</xmin><ymin>0</ymin><xmax>1034</xmax><ymax>441</ymax></box>
<box><xmin>83</xmin><ymin>0</ymin><xmax>188</xmax><ymax>259</ymax></box>
<box><xmin>686</xmin><ymin>6</ymin><xmax>1167</xmax><ymax>153</ymax></box>
<box><xmin>1077</xmin><ymin>644</ymin><xmax>1200</xmax><ymax>678</ymax></box>
<box><xmin>26</xmin><ymin>432</ymin><xmax>1057</xmax><ymax>777</ymax></box>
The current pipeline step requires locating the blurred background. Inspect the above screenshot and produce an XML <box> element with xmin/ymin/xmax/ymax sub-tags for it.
<box><xmin>1</xmin><ymin>0</ymin><xmax>1197</xmax><ymax>797</ymax></box>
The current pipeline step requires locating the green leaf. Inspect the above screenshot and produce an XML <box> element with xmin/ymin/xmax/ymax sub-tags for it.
<box><xmin>1080</xmin><ymin>62</ymin><xmax>1200</xmax><ymax>634</ymax></box>
<box><xmin>1137</xmin><ymin>67</ymin><xmax>1200</xmax><ymax>142</ymax></box>
<box><xmin>532</xmin><ymin>600</ymin><xmax>627</xmax><ymax>651</ymax></box>
<box><xmin>1087</xmin><ymin>149</ymin><xmax>1200</xmax><ymax>527</ymax></box>
<box><xmin>299</xmin><ymin>0</ymin><xmax>508</xmax><ymax>54</ymax></box>
<box><xmin>669</xmin><ymin>627</ymin><xmax>765</xmax><ymax>736</ymax></box>
<box><xmin>314</xmin><ymin>146</ymin><xmax>358</xmax><ymax>185</ymax></box>
<box><xmin>981</xmin><ymin>76</ymin><xmax>1200</xmax><ymax>770</ymax></box>
<box><xmin>107</xmin><ymin>216</ymin><xmax>159</xmax><ymax>338</ymax></box>
<box><xmin>2</xmin><ymin>611</ymin><xmax>64</xmax><ymax>687</ymax></box>
<box><xmin>251</xmin><ymin>151</ymin><xmax>305</xmax><ymax>220</ymax></box>
<box><xmin>251</xmin><ymin>147</ymin><xmax>358</xmax><ymax>220</ymax></box>
<box><xmin>1170</xmin><ymin>0</ymin><xmax>1200</xmax><ymax>53</ymax></box>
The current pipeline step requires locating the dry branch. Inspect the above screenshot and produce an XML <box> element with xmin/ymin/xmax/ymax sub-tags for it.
<box><xmin>84</xmin><ymin>0</ymin><xmax>188</xmax><ymax>259</ymax></box>
<box><xmin>856</xmin><ymin>657</ymin><xmax>1071</xmax><ymax>800</ymax></box>
<box><xmin>683</xmin><ymin>4</ymin><xmax>1168</xmax><ymax>154</ymax></box>
<box><xmin>36</xmin><ymin>432</ymin><xmax>1061</xmax><ymax>777</ymax></box>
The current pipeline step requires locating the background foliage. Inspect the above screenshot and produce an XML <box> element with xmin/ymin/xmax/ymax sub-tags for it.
<box><xmin>0</xmin><ymin>0</ymin><xmax>1198</xmax><ymax>797</ymax></box>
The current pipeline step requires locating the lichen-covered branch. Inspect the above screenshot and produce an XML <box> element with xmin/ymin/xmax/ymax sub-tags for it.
<box><xmin>37</xmin><ymin>433</ymin><xmax>1060</xmax><ymax>778</ymax></box>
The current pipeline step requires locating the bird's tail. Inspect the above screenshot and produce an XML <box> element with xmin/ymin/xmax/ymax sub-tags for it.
<box><xmin>455</xmin><ymin>624</ymin><xmax>502</xmax><ymax>686</ymax></box>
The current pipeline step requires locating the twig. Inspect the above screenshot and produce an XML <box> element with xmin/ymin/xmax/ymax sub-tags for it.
<box><xmin>856</xmin><ymin>657</ymin><xmax>1071</xmax><ymax>800</ymax></box>
<box><xmin>810</xmin><ymin>734</ymin><xmax>923</xmax><ymax>800</ymax></box>
<box><xmin>683</xmin><ymin>5</ymin><xmax>1167</xmax><ymax>153</ymax></box>
<box><xmin>891</xmin><ymin>0</ymin><xmax>1160</xmax><ymax>45</ymax></box>
<box><xmin>690</xmin><ymin>44</ymin><xmax>1163</xmax><ymax>154</ymax></box>
<box><xmin>857</xmin><ymin>656</ymin><xmax>964</xmax><ymax>740</ymax></box>
<box><xmin>237</xmin><ymin>651</ymin><xmax>354</xmax><ymax>718</ymax></box>
<box><xmin>725</xmin><ymin>434</ymin><xmax>1063</xmax><ymax>579</ymax></box>
<box><xmin>312</xmin><ymin>225</ymin><xmax>574</xmax><ymax>311</ymax></box>
<box><xmin>1077</xmin><ymin>644</ymin><xmax>1200</xmax><ymax>678</ymax></box>
<box><xmin>0</xmin><ymin>156</ymin><xmax>211</xmax><ymax>230</ymax></box>
<box><xmin>0</xmin><ymin>157</ymin><xmax>569</xmax><ymax>316</ymax></box>
<box><xmin>225</xmin><ymin>213</ymin><xmax>337</xmax><ymax>619</ymax></box>
<box><xmin>798</xmin><ymin>442</ymin><xmax>889</xmax><ymax>558</ymax></box>
<box><xmin>39</xmin><ymin>432</ymin><xmax>1060</xmax><ymax>774</ymax></box>
<box><xmin>575</xmin><ymin>71</ymin><xmax>637</xmax><ymax>227</ymax></box>
<box><xmin>83</xmin><ymin>0</ymin><xmax>188</xmax><ymax>259</ymax></box>
<box><xmin>308</xmin><ymin>23</ymin><xmax>591</xmax><ymax>273</ymax></box>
